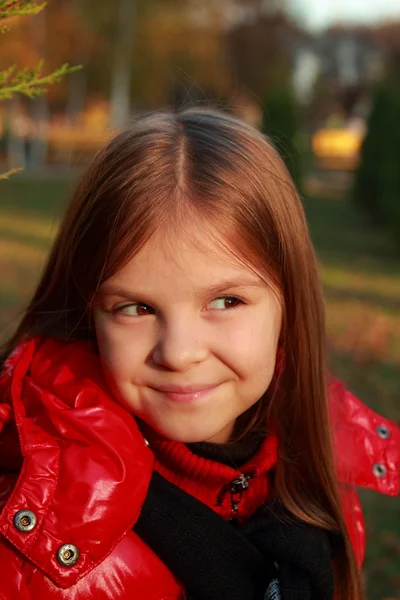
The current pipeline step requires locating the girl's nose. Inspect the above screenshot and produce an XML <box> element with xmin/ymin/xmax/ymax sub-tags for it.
<box><xmin>151</xmin><ymin>319</ymin><xmax>208</xmax><ymax>371</ymax></box>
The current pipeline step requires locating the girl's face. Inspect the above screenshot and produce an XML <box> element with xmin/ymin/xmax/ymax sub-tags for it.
<box><xmin>93</xmin><ymin>221</ymin><xmax>282</xmax><ymax>444</ymax></box>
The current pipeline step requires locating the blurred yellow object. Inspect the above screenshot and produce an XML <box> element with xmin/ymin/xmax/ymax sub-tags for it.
<box><xmin>48</xmin><ymin>126</ymin><xmax>112</xmax><ymax>150</ymax></box>
<box><xmin>40</xmin><ymin>102</ymin><xmax>112</xmax><ymax>164</ymax></box>
<box><xmin>312</xmin><ymin>129</ymin><xmax>364</xmax><ymax>170</ymax></box>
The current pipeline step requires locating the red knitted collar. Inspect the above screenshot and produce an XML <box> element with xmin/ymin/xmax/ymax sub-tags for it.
<box><xmin>145</xmin><ymin>430</ymin><xmax>278</xmax><ymax>523</ymax></box>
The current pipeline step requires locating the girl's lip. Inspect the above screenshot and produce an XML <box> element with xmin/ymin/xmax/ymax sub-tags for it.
<box><xmin>152</xmin><ymin>382</ymin><xmax>219</xmax><ymax>394</ymax></box>
<box><xmin>151</xmin><ymin>383</ymin><xmax>221</xmax><ymax>404</ymax></box>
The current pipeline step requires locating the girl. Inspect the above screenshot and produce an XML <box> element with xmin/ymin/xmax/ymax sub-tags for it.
<box><xmin>0</xmin><ymin>108</ymin><xmax>398</xmax><ymax>600</ymax></box>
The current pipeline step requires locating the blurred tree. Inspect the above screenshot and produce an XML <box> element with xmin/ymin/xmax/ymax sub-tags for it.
<box><xmin>61</xmin><ymin>0</ymin><xmax>93</xmax><ymax>130</ymax></box>
<box><xmin>76</xmin><ymin>0</ymin><xmax>231</xmax><ymax>113</ymax></box>
<box><xmin>0</xmin><ymin>1</ymin><xmax>80</xmax><ymax>104</ymax></box>
<box><xmin>353</xmin><ymin>54</ymin><xmax>400</xmax><ymax>249</ymax></box>
<box><xmin>358</xmin><ymin>21</ymin><xmax>400</xmax><ymax>55</ymax></box>
<box><xmin>0</xmin><ymin>0</ymin><xmax>80</xmax><ymax>177</ymax></box>
<box><xmin>0</xmin><ymin>1</ymin><xmax>98</xmax><ymax>109</ymax></box>
<box><xmin>305</xmin><ymin>73</ymin><xmax>337</xmax><ymax>131</ymax></box>
<box><xmin>261</xmin><ymin>74</ymin><xmax>304</xmax><ymax>187</ymax></box>
<box><xmin>1</xmin><ymin>0</ymin><xmax>306</xmax><ymax>137</ymax></box>
<box><xmin>220</xmin><ymin>3</ymin><xmax>307</xmax><ymax>186</ymax></box>
<box><xmin>225</xmin><ymin>8</ymin><xmax>305</xmax><ymax>99</ymax></box>
<box><xmin>353</xmin><ymin>82</ymin><xmax>390</xmax><ymax>225</ymax></box>
<box><xmin>136</xmin><ymin>2</ymin><xmax>229</xmax><ymax>109</ymax></box>
<box><xmin>28</xmin><ymin>7</ymin><xmax>48</xmax><ymax>169</ymax></box>
<box><xmin>44</xmin><ymin>0</ymin><xmax>97</xmax><ymax>107</ymax></box>
<box><xmin>377</xmin><ymin>57</ymin><xmax>400</xmax><ymax>250</ymax></box>
<box><xmin>301</xmin><ymin>24</ymin><xmax>385</xmax><ymax>134</ymax></box>
<box><xmin>109</xmin><ymin>0</ymin><xmax>136</xmax><ymax>128</ymax></box>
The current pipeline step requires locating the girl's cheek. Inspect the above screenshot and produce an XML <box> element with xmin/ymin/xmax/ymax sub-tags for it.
<box><xmin>93</xmin><ymin>316</ymin><xmax>127</xmax><ymax>372</ymax></box>
<box><xmin>222</xmin><ymin>311</ymin><xmax>276</xmax><ymax>349</ymax></box>
<box><xmin>101</xmin><ymin>337</ymin><xmax>135</xmax><ymax>373</ymax></box>
<box><xmin>235</xmin><ymin>314</ymin><xmax>280</xmax><ymax>371</ymax></box>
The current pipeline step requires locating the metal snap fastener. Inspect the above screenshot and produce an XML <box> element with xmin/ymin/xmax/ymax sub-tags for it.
<box><xmin>13</xmin><ymin>510</ymin><xmax>37</xmax><ymax>533</ymax></box>
<box><xmin>57</xmin><ymin>544</ymin><xmax>80</xmax><ymax>567</ymax></box>
<box><xmin>373</xmin><ymin>463</ymin><xmax>387</xmax><ymax>478</ymax></box>
<box><xmin>376</xmin><ymin>424</ymin><xmax>390</xmax><ymax>439</ymax></box>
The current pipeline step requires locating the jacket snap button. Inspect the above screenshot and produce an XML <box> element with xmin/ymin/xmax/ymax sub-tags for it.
<box><xmin>57</xmin><ymin>544</ymin><xmax>80</xmax><ymax>567</ymax></box>
<box><xmin>373</xmin><ymin>463</ymin><xmax>387</xmax><ymax>478</ymax></box>
<box><xmin>13</xmin><ymin>510</ymin><xmax>37</xmax><ymax>533</ymax></box>
<box><xmin>376</xmin><ymin>424</ymin><xmax>390</xmax><ymax>439</ymax></box>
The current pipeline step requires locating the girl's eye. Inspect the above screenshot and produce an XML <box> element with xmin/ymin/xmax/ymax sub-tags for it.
<box><xmin>112</xmin><ymin>297</ymin><xmax>243</xmax><ymax>315</ymax></box>
<box><xmin>115</xmin><ymin>303</ymin><xmax>154</xmax><ymax>316</ymax></box>
<box><xmin>208</xmin><ymin>296</ymin><xmax>243</xmax><ymax>310</ymax></box>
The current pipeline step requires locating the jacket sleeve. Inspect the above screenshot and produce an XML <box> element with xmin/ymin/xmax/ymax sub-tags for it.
<box><xmin>329</xmin><ymin>379</ymin><xmax>399</xmax><ymax>497</ymax></box>
<box><xmin>0</xmin><ymin>402</ymin><xmax>21</xmax><ymax>513</ymax></box>
<box><xmin>328</xmin><ymin>379</ymin><xmax>399</xmax><ymax>567</ymax></box>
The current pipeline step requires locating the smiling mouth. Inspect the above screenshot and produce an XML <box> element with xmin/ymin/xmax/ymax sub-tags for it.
<box><xmin>150</xmin><ymin>383</ymin><xmax>221</xmax><ymax>404</ymax></box>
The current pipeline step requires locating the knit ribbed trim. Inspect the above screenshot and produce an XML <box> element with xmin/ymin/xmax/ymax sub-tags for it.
<box><xmin>144</xmin><ymin>430</ymin><xmax>278</xmax><ymax>522</ymax></box>
<box><xmin>188</xmin><ymin>430</ymin><xmax>266</xmax><ymax>467</ymax></box>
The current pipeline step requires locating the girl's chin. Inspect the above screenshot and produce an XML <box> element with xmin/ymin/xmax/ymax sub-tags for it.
<box><xmin>141</xmin><ymin>421</ymin><xmax>234</xmax><ymax>444</ymax></box>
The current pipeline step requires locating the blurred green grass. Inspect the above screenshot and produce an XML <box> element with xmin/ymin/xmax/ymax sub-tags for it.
<box><xmin>304</xmin><ymin>195</ymin><xmax>400</xmax><ymax>600</ymax></box>
<box><xmin>0</xmin><ymin>177</ymin><xmax>72</xmax><ymax>341</ymax></box>
<box><xmin>0</xmin><ymin>177</ymin><xmax>399</xmax><ymax>598</ymax></box>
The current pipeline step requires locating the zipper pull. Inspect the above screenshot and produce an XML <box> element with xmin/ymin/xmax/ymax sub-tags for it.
<box><xmin>229</xmin><ymin>473</ymin><xmax>252</xmax><ymax>521</ymax></box>
<box><xmin>231</xmin><ymin>474</ymin><xmax>250</xmax><ymax>491</ymax></box>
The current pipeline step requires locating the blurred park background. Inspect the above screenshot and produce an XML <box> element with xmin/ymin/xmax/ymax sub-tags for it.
<box><xmin>0</xmin><ymin>0</ymin><xmax>399</xmax><ymax>597</ymax></box>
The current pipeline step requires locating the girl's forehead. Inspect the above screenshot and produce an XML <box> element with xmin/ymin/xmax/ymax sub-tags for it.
<box><xmin>153</xmin><ymin>224</ymin><xmax>239</xmax><ymax>263</ymax></box>
<box><xmin>110</xmin><ymin>221</ymin><xmax>264</xmax><ymax>287</ymax></box>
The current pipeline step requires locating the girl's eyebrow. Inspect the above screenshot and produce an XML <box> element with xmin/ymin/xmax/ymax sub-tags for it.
<box><xmin>99</xmin><ymin>276</ymin><xmax>265</xmax><ymax>301</ymax></box>
<box><xmin>198</xmin><ymin>277</ymin><xmax>266</xmax><ymax>297</ymax></box>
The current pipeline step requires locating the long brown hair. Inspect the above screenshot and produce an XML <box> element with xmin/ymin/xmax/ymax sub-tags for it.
<box><xmin>1</xmin><ymin>108</ymin><xmax>363</xmax><ymax>598</ymax></box>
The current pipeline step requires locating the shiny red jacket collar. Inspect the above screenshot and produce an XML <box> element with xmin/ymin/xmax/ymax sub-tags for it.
<box><xmin>0</xmin><ymin>338</ymin><xmax>398</xmax><ymax>595</ymax></box>
<box><xmin>0</xmin><ymin>338</ymin><xmax>154</xmax><ymax>589</ymax></box>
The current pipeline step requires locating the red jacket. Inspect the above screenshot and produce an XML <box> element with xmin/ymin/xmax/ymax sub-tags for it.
<box><xmin>0</xmin><ymin>338</ymin><xmax>398</xmax><ymax>600</ymax></box>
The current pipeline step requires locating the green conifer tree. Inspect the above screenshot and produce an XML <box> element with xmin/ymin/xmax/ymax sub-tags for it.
<box><xmin>353</xmin><ymin>54</ymin><xmax>400</xmax><ymax>249</ymax></box>
<box><xmin>261</xmin><ymin>76</ymin><xmax>304</xmax><ymax>189</ymax></box>
<box><xmin>352</xmin><ymin>83</ymin><xmax>391</xmax><ymax>225</ymax></box>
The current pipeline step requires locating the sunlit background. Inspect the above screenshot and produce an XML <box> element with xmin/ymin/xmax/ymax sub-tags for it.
<box><xmin>290</xmin><ymin>0</ymin><xmax>400</xmax><ymax>30</ymax></box>
<box><xmin>0</xmin><ymin>1</ymin><xmax>399</xmax><ymax>597</ymax></box>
